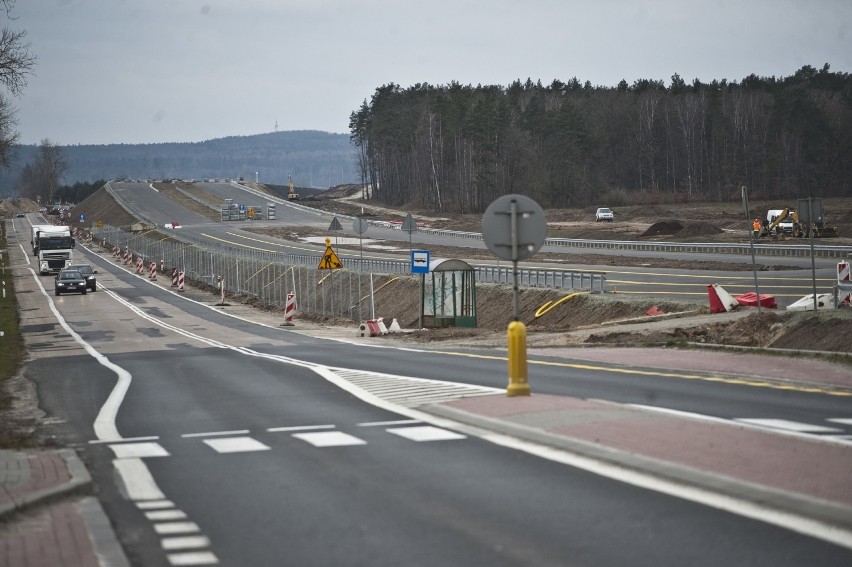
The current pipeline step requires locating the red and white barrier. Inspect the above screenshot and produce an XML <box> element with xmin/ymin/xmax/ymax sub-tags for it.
<box><xmin>708</xmin><ymin>284</ymin><xmax>738</xmax><ymax>313</ymax></box>
<box><xmin>178</xmin><ymin>271</ymin><xmax>185</xmax><ymax>292</ymax></box>
<box><xmin>160</xmin><ymin>259</ymin><xmax>165</xmax><ymax>274</ymax></box>
<box><xmin>839</xmin><ymin>262</ymin><xmax>851</xmax><ymax>304</ymax></box>
<box><xmin>282</xmin><ymin>292</ymin><xmax>296</xmax><ymax>326</ymax></box>
<box><xmin>124</xmin><ymin>248</ymin><xmax>132</xmax><ymax>265</ymax></box>
<box><xmin>150</xmin><ymin>261</ymin><xmax>157</xmax><ymax>281</ymax></box>
<box><xmin>136</xmin><ymin>257</ymin><xmax>144</xmax><ymax>274</ymax></box>
<box><xmin>171</xmin><ymin>268</ymin><xmax>178</xmax><ymax>287</ymax></box>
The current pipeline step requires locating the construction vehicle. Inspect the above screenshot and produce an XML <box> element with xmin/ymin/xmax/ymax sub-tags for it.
<box><xmin>761</xmin><ymin>208</ymin><xmax>838</xmax><ymax>238</ymax></box>
<box><xmin>287</xmin><ymin>175</ymin><xmax>299</xmax><ymax>201</ymax></box>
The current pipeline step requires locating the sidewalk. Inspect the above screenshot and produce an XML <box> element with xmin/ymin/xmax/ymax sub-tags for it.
<box><xmin>0</xmin><ymin>448</ymin><xmax>129</xmax><ymax>567</ymax></box>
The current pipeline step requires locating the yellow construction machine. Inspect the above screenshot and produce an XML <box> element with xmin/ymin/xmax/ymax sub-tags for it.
<box><xmin>761</xmin><ymin>208</ymin><xmax>838</xmax><ymax>238</ymax></box>
<box><xmin>287</xmin><ymin>175</ymin><xmax>299</xmax><ymax>201</ymax></box>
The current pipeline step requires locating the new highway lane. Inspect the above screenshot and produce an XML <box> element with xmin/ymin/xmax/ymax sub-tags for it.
<box><xmin>9</xmin><ymin>221</ymin><xmax>852</xmax><ymax>566</ymax></box>
<box><xmin>106</xmin><ymin>181</ymin><xmax>845</xmax><ymax>306</ymax></box>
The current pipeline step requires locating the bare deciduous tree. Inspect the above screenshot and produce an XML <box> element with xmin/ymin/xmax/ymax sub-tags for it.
<box><xmin>0</xmin><ymin>0</ymin><xmax>36</xmax><ymax>168</ymax></box>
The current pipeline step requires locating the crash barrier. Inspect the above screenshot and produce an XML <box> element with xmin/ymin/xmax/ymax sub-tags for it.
<box><xmin>178</xmin><ymin>271</ymin><xmax>185</xmax><ymax>292</ymax></box>
<box><xmin>93</xmin><ymin>225</ymin><xmax>609</xmax><ymax>323</ymax></box>
<box><xmin>150</xmin><ymin>261</ymin><xmax>157</xmax><ymax>281</ymax></box>
<box><xmin>172</xmin><ymin>268</ymin><xmax>179</xmax><ymax>287</ymax></box>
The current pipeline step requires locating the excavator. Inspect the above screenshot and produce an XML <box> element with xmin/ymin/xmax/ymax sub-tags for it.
<box><xmin>760</xmin><ymin>208</ymin><xmax>839</xmax><ymax>238</ymax></box>
<box><xmin>287</xmin><ymin>175</ymin><xmax>299</xmax><ymax>201</ymax></box>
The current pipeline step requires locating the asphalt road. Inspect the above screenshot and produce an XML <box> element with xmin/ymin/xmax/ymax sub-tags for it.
<box><xmin>8</xmin><ymin>223</ymin><xmax>851</xmax><ymax>566</ymax></box>
<box><xmin>105</xmin><ymin>181</ymin><xmax>844</xmax><ymax>306</ymax></box>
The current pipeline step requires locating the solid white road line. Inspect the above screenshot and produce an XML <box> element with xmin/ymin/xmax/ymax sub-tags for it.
<box><xmin>113</xmin><ymin>458</ymin><xmax>165</xmax><ymax>501</ymax></box>
<box><xmin>735</xmin><ymin>418</ymin><xmax>843</xmax><ymax>433</ymax></box>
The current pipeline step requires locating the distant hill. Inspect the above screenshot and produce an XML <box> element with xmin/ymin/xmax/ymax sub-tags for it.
<box><xmin>0</xmin><ymin>130</ymin><xmax>360</xmax><ymax>196</ymax></box>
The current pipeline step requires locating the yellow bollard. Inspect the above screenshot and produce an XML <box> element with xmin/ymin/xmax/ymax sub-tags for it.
<box><xmin>506</xmin><ymin>320</ymin><xmax>531</xmax><ymax>396</ymax></box>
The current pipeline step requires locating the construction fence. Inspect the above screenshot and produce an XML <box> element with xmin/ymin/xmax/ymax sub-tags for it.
<box><xmin>90</xmin><ymin>225</ymin><xmax>606</xmax><ymax>322</ymax></box>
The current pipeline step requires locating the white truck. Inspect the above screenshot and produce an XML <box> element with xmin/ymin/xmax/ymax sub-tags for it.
<box><xmin>33</xmin><ymin>225</ymin><xmax>75</xmax><ymax>274</ymax></box>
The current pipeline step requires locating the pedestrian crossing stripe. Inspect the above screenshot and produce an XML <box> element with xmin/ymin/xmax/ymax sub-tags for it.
<box><xmin>318</xmin><ymin>237</ymin><xmax>343</xmax><ymax>270</ymax></box>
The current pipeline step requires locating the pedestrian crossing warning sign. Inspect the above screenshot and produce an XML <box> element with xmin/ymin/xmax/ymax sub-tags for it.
<box><xmin>318</xmin><ymin>238</ymin><xmax>344</xmax><ymax>270</ymax></box>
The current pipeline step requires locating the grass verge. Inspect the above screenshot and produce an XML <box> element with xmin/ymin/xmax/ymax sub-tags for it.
<box><xmin>0</xmin><ymin>220</ymin><xmax>36</xmax><ymax>447</ymax></box>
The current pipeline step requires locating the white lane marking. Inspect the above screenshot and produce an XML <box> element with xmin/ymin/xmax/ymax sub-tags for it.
<box><xmin>203</xmin><ymin>436</ymin><xmax>270</xmax><ymax>453</ymax></box>
<box><xmin>27</xmin><ymin>267</ymin><xmax>132</xmax><ymax>442</ymax></box>
<box><xmin>735</xmin><ymin>418</ymin><xmax>843</xmax><ymax>433</ymax></box>
<box><xmin>478</xmin><ymin>430</ymin><xmax>852</xmax><ymax>551</ymax></box>
<box><xmin>154</xmin><ymin>522</ymin><xmax>201</xmax><ymax>535</ymax></box>
<box><xmin>386</xmin><ymin>425</ymin><xmax>467</xmax><ymax>442</ymax></box>
<box><xmin>113</xmin><ymin>458</ymin><xmax>165</xmax><ymax>501</ymax></box>
<box><xmin>181</xmin><ymin>429</ymin><xmax>250</xmax><ymax>438</ymax></box>
<box><xmin>110</xmin><ymin>442</ymin><xmax>170</xmax><ymax>459</ymax></box>
<box><xmin>358</xmin><ymin>419</ymin><xmax>421</xmax><ymax>427</ymax></box>
<box><xmin>137</xmin><ymin>500</ymin><xmax>175</xmax><ymax>510</ymax></box>
<box><xmin>827</xmin><ymin>418</ymin><xmax>852</xmax><ymax>425</ymax></box>
<box><xmin>161</xmin><ymin>536</ymin><xmax>211</xmax><ymax>551</ymax></box>
<box><xmin>292</xmin><ymin>431</ymin><xmax>367</xmax><ymax>447</ymax></box>
<box><xmin>166</xmin><ymin>551</ymin><xmax>219</xmax><ymax>565</ymax></box>
<box><xmin>146</xmin><ymin>510</ymin><xmax>188</xmax><ymax>521</ymax></box>
<box><xmin>628</xmin><ymin>404</ymin><xmax>852</xmax><ymax>447</ymax></box>
<box><xmin>267</xmin><ymin>424</ymin><xmax>335</xmax><ymax>432</ymax></box>
<box><xmin>90</xmin><ymin>436</ymin><xmax>160</xmax><ymax>444</ymax></box>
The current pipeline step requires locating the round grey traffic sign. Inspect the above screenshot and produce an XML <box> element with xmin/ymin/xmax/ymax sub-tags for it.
<box><xmin>353</xmin><ymin>218</ymin><xmax>368</xmax><ymax>234</ymax></box>
<box><xmin>481</xmin><ymin>194</ymin><xmax>546</xmax><ymax>261</ymax></box>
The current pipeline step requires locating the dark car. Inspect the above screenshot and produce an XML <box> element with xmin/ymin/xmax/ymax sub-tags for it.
<box><xmin>54</xmin><ymin>269</ymin><xmax>88</xmax><ymax>296</ymax></box>
<box><xmin>66</xmin><ymin>264</ymin><xmax>97</xmax><ymax>291</ymax></box>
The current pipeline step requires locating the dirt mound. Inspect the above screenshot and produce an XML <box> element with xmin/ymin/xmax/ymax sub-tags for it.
<box><xmin>678</xmin><ymin>221</ymin><xmax>724</xmax><ymax>238</ymax></box>
<box><xmin>641</xmin><ymin>220</ymin><xmax>683</xmax><ymax>237</ymax></box>
<box><xmin>640</xmin><ymin>219</ymin><xmax>724</xmax><ymax>239</ymax></box>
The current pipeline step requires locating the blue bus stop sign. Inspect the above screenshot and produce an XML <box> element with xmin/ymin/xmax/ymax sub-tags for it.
<box><xmin>411</xmin><ymin>250</ymin><xmax>430</xmax><ymax>274</ymax></box>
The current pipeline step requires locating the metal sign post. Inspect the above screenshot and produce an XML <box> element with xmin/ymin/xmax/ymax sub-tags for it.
<box><xmin>482</xmin><ymin>194</ymin><xmax>546</xmax><ymax>397</ymax></box>
<box><xmin>742</xmin><ymin>186</ymin><xmax>761</xmax><ymax>314</ymax></box>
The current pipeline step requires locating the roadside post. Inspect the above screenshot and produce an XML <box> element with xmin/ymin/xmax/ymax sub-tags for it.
<box><xmin>741</xmin><ymin>186</ymin><xmax>762</xmax><ymax>314</ymax></box>
<box><xmin>482</xmin><ymin>194</ymin><xmax>546</xmax><ymax>396</ymax></box>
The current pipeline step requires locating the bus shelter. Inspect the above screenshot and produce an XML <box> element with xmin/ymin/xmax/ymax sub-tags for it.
<box><xmin>420</xmin><ymin>259</ymin><xmax>477</xmax><ymax>328</ymax></box>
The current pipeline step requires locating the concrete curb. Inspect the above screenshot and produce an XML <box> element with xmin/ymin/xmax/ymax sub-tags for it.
<box><xmin>422</xmin><ymin>403</ymin><xmax>852</xmax><ymax>532</ymax></box>
<box><xmin>0</xmin><ymin>448</ymin><xmax>92</xmax><ymax>519</ymax></box>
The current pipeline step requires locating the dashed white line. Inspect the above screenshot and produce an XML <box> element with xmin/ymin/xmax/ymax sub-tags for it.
<box><xmin>387</xmin><ymin>426</ymin><xmax>467</xmax><ymax>442</ymax></box>
<box><xmin>137</xmin><ymin>500</ymin><xmax>175</xmax><ymax>510</ymax></box>
<box><xmin>203</xmin><ymin>436</ymin><xmax>271</xmax><ymax>453</ymax></box>
<box><xmin>153</xmin><ymin>522</ymin><xmax>201</xmax><ymax>535</ymax></box>
<box><xmin>146</xmin><ymin>510</ymin><xmax>188</xmax><ymax>521</ymax></box>
<box><xmin>110</xmin><ymin>442</ymin><xmax>170</xmax><ymax>459</ymax></box>
<box><xmin>181</xmin><ymin>429</ymin><xmax>251</xmax><ymax>439</ymax></box>
<box><xmin>292</xmin><ymin>431</ymin><xmax>367</xmax><ymax>447</ymax></box>
<box><xmin>166</xmin><ymin>551</ymin><xmax>219</xmax><ymax>565</ymax></box>
<box><xmin>267</xmin><ymin>424</ymin><xmax>336</xmax><ymax>432</ymax></box>
<box><xmin>161</xmin><ymin>536</ymin><xmax>212</xmax><ymax>551</ymax></box>
<box><xmin>358</xmin><ymin>419</ymin><xmax>421</xmax><ymax>427</ymax></box>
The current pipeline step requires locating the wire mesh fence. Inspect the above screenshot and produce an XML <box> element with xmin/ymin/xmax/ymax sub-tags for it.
<box><xmin>90</xmin><ymin>225</ymin><xmax>606</xmax><ymax>322</ymax></box>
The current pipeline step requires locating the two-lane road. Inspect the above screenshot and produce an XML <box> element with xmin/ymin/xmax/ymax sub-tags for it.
<box><xmin>9</xmin><ymin>226</ymin><xmax>850</xmax><ymax>566</ymax></box>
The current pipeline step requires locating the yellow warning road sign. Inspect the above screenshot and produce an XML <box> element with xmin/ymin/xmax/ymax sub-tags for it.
<box><xmin>318</xmin><ymin>238</ymin><xmax>343</xmax><ymax>270</ymax></box>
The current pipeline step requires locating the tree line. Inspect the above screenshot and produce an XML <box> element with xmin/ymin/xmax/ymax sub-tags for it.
<box><xmin>349</xmin><ymin>64</ymin><xmax>852</xmax><ymax>213</ymax></box>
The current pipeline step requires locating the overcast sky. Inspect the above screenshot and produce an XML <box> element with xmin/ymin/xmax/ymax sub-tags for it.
<box><xmin>9</xmin><ymin>0</ymin><xmax>852</xmax><ymax>146</ymax></box>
